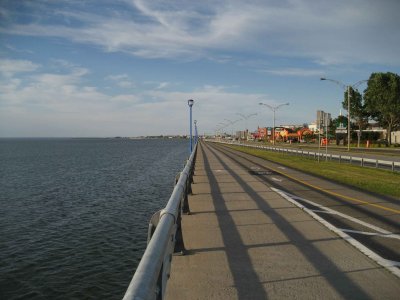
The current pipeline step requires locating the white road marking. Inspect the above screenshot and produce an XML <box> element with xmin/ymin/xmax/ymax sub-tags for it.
<box><xmin>271</xmin><ymin>187</ymin><xmax>400</xmax><ymax>278</ymax></box>
<box><xmin>287</xmin><ymin>193</ymin><xmax>399</xmax><ymax>237</ymax></box>
<box><xmin>309</xmin><ymin>209</ymin><xmax>335</xmax><ymax>214</ymax></box>
<box><xmin>339</xmin><ymin>229</ymin><xmax>400</xmax><ymax>240</ymax></box>
<box><xmin>272</xmin><ymin>177</ymin><xmax>282</xmax><ymax>182</ymax></box>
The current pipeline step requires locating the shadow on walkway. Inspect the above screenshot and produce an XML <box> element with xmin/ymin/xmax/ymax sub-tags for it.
<box><xmin>203</xmin><ymin>142</ymin><xmax>370</xmax><ymax>299</ymax></box>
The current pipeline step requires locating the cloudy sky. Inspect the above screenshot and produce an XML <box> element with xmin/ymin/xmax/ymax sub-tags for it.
<box><xmin>1</xmin><ymin>0</ymin><xmax>399</xmax><ymax>137</ymax></box>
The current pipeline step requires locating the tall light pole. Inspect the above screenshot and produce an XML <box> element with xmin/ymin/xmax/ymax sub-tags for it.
<box><xmin>259</xmin><ymin>102</ymin><xmax>289</xmax><ymax>145</ymax></box>
<box><xmin>216</xmin><ymin>122</ymin><xmax>228</xmax><ymax>140</ymax></box>
<box><xmin>223</xmin><ymin>118</ymin><xmax>238</xmax><ymax>139</ymax></box>
<box><xmin>194</xmin><ymin>120</ymin><xmax>198</xmax><ymax>145</ymax></box>
<box><xmin>320</xmin><ymin>78</ymin><xmax>367</xmax><ymax>151</ymax></box>
<box><xmin>236</xmin><ymin>113</ymin><xmax>257</xmax><ymax>140</ymax></box>
<box><xmin>188</xmin><ymin>99</ymin><xmax>194</xmax><ymax>153</ymax></box>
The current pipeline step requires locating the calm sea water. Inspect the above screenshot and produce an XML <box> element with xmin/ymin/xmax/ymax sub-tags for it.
<box><xmin>0</xmin><ymin>138</ymin><xmax>188</xmax><ymax>299</ymax></box>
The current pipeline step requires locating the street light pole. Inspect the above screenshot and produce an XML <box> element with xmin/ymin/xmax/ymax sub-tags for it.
<box><xmin>236</xmin><ymin>113</ymin><xmax>257</xmax><ymax>140</ymax></box>
<box><xmin>320</xmin><ymin>78</ymin><xmax>367</xmax><ymax>151</ymax></box>
<box><xmin>187</xmin><ymin>99</ymin><xmax>194</xmax><ymax>153</ymax></box>
<box><xmin>194</xmin><ymin>120</ymin><xmax>198</xmax><ymax>145</ymax></box>
<box><xmin>223</xmin><ymin>119</ymin><xmax>233</xmax><ymax>139</ymax></box>
<box><xmin>216</xmin><ymin>122</ymin><xmax>228</xmax><ymax>140</ymax></box>
<box><xmin>259</xmin><ymin>102</ymin><xmax>289</xmax><ymax>145</ymax></box>
<box><xmin>347</xmin><ymin>85</ymin><xmax>351</xmax><ymax>150</ymax></box>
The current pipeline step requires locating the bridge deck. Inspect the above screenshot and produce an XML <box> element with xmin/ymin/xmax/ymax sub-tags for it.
<box><xmin>166</xmin><ymin>142</ymin><xmax>399</xmax><ymax>299</ymax></box>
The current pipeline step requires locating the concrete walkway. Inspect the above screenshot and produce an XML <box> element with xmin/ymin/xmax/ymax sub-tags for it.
<box><xmin>166</xmin><ymin>142</ymin><xmax>400</xmax><ymax>299</ymax></box>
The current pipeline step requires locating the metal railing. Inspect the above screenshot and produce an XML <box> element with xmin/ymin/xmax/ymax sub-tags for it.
<box><xmin>213</xmin><ymin>140</ymin><xmax>400</xmax><ymax>172</ymax></box>
<box><xmin>122</xmin><ymin>142</ymin><xmax>197</xmax><ymax>300</ymax></box>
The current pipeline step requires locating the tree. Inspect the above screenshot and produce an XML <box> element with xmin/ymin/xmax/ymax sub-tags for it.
<box><xmin>343</xmin><ymin>87</ymin><xmax>368</xmax><ymax>147</ymax></box>
<box><xmin>364</xmin><ymin>72</ymin><xmax>400</xmax><ymax>145</ymax></box>
<box><xmin>331</xmin><ymin>115</ymin><xmax>349</xmax><ymax>145</ymax></box>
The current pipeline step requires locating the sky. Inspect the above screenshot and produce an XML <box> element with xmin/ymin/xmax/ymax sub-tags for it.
<box><xmin>1</xmin><ymin>0</ymin><xmax>400</xmax><ymax>137</ymax></box>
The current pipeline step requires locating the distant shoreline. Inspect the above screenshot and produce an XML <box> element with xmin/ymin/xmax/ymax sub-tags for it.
<box><xmin>0</xmin><ymin>136</ymin><xmax>189</xmax><ymax>140</ymax></box>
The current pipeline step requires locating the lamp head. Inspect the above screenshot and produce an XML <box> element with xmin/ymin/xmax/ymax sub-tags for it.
<box><xmin>188</xmin><ymin>99</ymin><xmax>194</xmax><ymax>107</ymax></box>
<box><xmin>320</xmin><ymin>77</ymin><xmax>326</xmax><ymax>81</ymax></box>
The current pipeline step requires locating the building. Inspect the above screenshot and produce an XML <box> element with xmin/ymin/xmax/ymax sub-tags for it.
<box><xmin>308</xmin><ymin>122</ymin><xmax>318</xmax><ymax>132</ymax></box>
<box><xmin>236</xmin><ymin>130</ymin><xmax>250</xmax><ymax>140</ymax></box>
<box><xmin>279</xmin><ymin>124</ymin><xmax>301</xmax><ymax>130</ymax></box>
<box><xmin>256</xmin><ymin>127</ymin><xmax>268</xmax><ymax>139</ymax></box>
<box><xmin>391</xmin><ymin>131</ymin><xmax>400</xmax><ymax>144</ymax></box>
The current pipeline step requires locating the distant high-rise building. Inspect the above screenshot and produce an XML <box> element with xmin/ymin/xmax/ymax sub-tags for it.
<box><xmin>317</xmin><ymin>110</ymin><xmax>331</xmax><ymax>128</ymax></box>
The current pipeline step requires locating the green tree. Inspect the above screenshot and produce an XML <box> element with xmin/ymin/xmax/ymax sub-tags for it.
<box><xmin>330</xmin><ymin>115</ymin><xmax>350</xmax><ymax>145</ymax></box>
<box><xmin>343</xmin><ymin>87</ymin><xmax>368</xmax><ymax>147</ymax></box>
<box><xmin>331</xmin><ymin>116</ymin><xmax>348</xmax><ymax>132</ymax></box>
<box><xmin>364</xmin><ymin>72</ymin><xmax>400</xmax><ymax>145</ymax></box>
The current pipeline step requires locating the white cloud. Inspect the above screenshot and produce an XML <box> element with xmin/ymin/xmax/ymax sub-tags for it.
<box><xmin>106</xmin><ymin>74</ymin><xmax>135</xmax><ymax>88</ymax></box>
<box><xmin>2</xmin><ymin>1</ymin><xmax>399</xmax><ymax>65</ymax></box>
<box><xmin>5</xmin><ymin>44</ymin><xmax>34</xmax><ymax>54</ymax></box>
<box><xmin>110</xmin><ymin>94</ymin><xmax>139</xmax><ymax>104</ymax></box>
<box><xmin>106</xmin><ymin>74</ymin><xmax>129</xmax><ymax>81</ymax></box>
<box><xmin>117</xmin><ymin>81</ymin><xmax>135</xmax><ymax>88</ymax></box>
<box><xmin>0</xmin><ymin>65</ymin><xmax>282</xmax><ymax>136</ymax></box>
<box><xmin>261</xmin><ymin>68</ymin><xmax>325</xmax><ymax>77</ymax></box>
<box><xmin>1</xmin><ymin>1</ymin><xmax>399</xmax><ymax>137</ymax></box>
<box><xmin>0</xmin><ymin>59</ymin><xmax>40</xmax><ymax>76</ymax></box>
<box><xmin>156</xmin><ymin>82</ymin><xmax>169</xmax><ymax>89</ymax></box>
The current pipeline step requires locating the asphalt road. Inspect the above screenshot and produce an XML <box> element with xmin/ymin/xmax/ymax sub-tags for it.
<box><xmin>210</xmin><ymin>142</ymin><xmax>400</xmax><ymax>270</ymax></box>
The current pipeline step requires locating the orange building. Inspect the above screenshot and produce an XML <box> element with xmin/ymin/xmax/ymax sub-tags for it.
<box><xmin>255</xmin><ymin>127</ymin><xmax>273</xmax><ymax>140</ymax></box>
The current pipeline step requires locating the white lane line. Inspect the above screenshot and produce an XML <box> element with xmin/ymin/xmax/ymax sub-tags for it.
<box><xmin>286</xmin><ymin>193</ymin><xmax>399</xmax><ymax>238</ymax></box>
<box><xmin>271</xmin><ymin>177</ymin><xmax>282</xmax><ymax>182</ymax></box>
<box><xmin>309</xmin><ymin>209</ymin><xmax>335</xmax><ymax>214</ymax></box>
<box><xmin>339</xmin><ymin>229</ymin><xmax>400</xmax><ymax>240</ymax></box>
<box><xmin>271</xmin><ymin>187</ymin><xmax>400</xmax><ymax>278</ymax></box>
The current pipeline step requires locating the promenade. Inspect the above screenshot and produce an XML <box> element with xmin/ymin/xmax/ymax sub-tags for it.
<box><xmin>166</xmin><ymin>142</ymin><xmax>400</xmax><ymax>299</ymax></box>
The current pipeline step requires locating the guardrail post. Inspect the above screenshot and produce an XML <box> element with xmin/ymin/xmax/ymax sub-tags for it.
<box><xmin>176</xmin><ymin>173</ymin><xmax>190</xmax><ymax>215</ymax></box>
<box><xmin>174</xmin><ymin>205</ymin><xmax>186</xmax><ymax>255</ymax></box>
<box><xmin>122</xmin><ymin>143</ymin><xmax>200</xmax><ymax>300</ymax></box>
<box><xmin>147</xmin><ymin>210</ymin><xmax>162</xmax><ymax>244</ymax></box>
<box><xmin>392</xmin><ymin>162</ymin><xmax>395</xmax><ymax>172</ymax></box>
<box><xmin>361</xmin><ymin>158</ymin><xmax>364</xmax><ymax>167</ymax></box>
<box><xmin>376</xmin><ymin>160</ymin><xmax>378</xmax><ymax>168</ymax></box>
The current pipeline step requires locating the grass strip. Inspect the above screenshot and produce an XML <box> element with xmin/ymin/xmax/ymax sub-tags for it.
<box><xmin>228</xmin><ymin>144</ymin><xmax>400</xmax><ymax>199</ymax></box>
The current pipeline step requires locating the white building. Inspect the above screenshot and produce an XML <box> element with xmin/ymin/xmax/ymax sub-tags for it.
<box><xmin>308</xmin><ymin>122</ymin><xmax>318</xmax><ymax>132</ymax></box>
<box><xmin>391</xmin><ymin>131</ymin><xmax>400</xmax><ymax>144</ymax></box>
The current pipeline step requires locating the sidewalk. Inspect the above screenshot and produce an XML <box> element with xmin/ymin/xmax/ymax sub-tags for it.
<box><xmin>166</xmin><ymin>142</ymin><xmax>400</xmax><ymax>299</ymax></box>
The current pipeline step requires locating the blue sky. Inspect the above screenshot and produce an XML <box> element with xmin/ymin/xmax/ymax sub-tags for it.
<box><xmin>1</xmin><ymin>0</ymin><xmax>399</xmax><ymax>137</ymax></box>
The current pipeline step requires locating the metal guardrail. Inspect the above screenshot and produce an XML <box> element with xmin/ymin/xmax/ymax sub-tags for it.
<box><xmin>122</xmin><ymin>142</ymin><xmax>197</xmax><ymax>300</ymax></box>
<box><xmin>214</xmin><ymin>141</ymin><xmax>400</xmax><ymax>172</ymax></box>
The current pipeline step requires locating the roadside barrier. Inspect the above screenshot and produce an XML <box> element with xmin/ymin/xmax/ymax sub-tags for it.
<box><xmin>122</xmin><ymin>142</ymin><xmax>197</xmax><ymax>300</ymax></box>
<box><xmin>213</xmin><ymin>140</ymin><xmax>400</xmax><ymax>172</ymax></box>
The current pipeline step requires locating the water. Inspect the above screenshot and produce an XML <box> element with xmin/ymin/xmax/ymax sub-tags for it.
<box><xmin>0</xmin><ymin>138</ymin><xmax>188</xmax><ymax>299</ymax></box>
